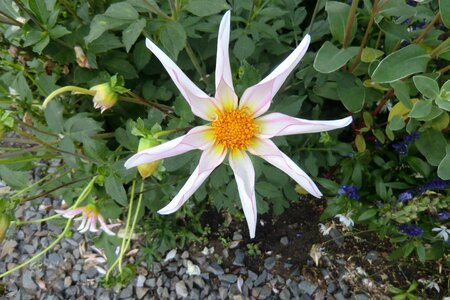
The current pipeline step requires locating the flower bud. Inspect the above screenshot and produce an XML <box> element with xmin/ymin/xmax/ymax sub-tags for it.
<box><xmin>0</xmin><ymin>214</ymin><xmax>10</xmax><ymax>243</ymax></box>
<box><xmin>90</xmin><ymin>82</ymin><xmax>118</xmax><ymax>113</ymax></box>
<box><xmin>137</xmin><ymin>138</ymin><xmax>160</xmax><ymax>179</ymax></box>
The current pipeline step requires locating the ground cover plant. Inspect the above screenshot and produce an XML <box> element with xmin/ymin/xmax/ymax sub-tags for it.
<box><xmin>0</xmin><ymin>0</ymin><xmax>449</xmax><ymax>297</ymax></box>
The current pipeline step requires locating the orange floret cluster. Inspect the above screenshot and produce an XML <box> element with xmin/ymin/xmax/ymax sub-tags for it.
<box><xmin>212</xmin><ymin>109</ymin><xmax>256</xmax><ymax>150</ymax></box>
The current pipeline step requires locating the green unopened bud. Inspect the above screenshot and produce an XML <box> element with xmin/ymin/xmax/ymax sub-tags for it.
<box><xmin>0</xmin><ymin>214</ymin><xmax>10</xmax><ymax>243</ymax></box>
<box><xmin>137</xmin><ymin>138</ymin><xmax>160</xmax><ymax>179</ymax></box>
<box><xmin>90</xmin><ymin>82</ymin><xmax>118</xmax><ymax>113</ymax></box>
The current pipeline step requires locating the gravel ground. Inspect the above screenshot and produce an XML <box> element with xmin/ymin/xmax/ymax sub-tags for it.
<box><xmin>0</xmin><ymin>194</ymin><xmax>378</xmax><ymax>300</ymax></box>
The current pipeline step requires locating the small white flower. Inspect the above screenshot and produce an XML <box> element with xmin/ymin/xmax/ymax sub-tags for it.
<box><xmin>335</xmin><ymin>213</ymin><xmax>354</xmax><ymax>228</ymax></box>
<box><xmin>432</xmin><ymin>225</ymin><xmax>450</xmax><ymax>241</ymax></box>
<box><xmin>318</xmin><ymin>223</ymin><xmax>333</xmax><ymax>236</ymax></box>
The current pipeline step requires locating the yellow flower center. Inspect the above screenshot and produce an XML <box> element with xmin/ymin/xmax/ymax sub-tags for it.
<box><xmin>212</xmin><ymin>109</ymin><xmax>256</xmax><ymax>150</ymax></box>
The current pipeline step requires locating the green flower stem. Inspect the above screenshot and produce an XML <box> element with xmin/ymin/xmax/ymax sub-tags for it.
<box><xmin>18</xmin><ymin>119</ymin><xmax>59</xmax><ymax>137</ymax></box>
<box><xmin>41</xmin><ymin>86</ymin><xmax>95</xmax><ymax>109</ymax></box>
<box><xmin>105</xmin><ymin>178</ymin><xmax>137</xmax><ymax>281</ymax></box>
<box><xmin>11</xmin><ymin>165</ymin><xmax>66</xmax><ymax>200</ymax></box>
<box><xmin>430</xmin><ymin>36</ymin><xmax>450</xmax><ymax>58</ymax></box>
<box><xmin>120</xmin><ymin>180</ymin><xmax>145</xmax><ymax>267</ymax></box>
<box><xmin>15</xmin><ymin>214</ymin><xmax>61</xmax><ymax>226</ymax></box>
<box><xmin>0</xmin><ymin>218</ymin><xmax>73</xmax><ymax>279</ymax></box>
<box><xmin>342</xmin><ymin>0</ymin><xmax>360</xmax><ymax>49</ymax></box>
<box><xmin>307</xmin><ymin>0</ymin><xmax>322</xmax><ymax>34</ymax></box>
<box><xmin>0</xmin><ymin>176</ymin><xmax>96</xmax><ymax>279</ymax></box>
<box><xmin>0</xmin><ymin>60</ymin><xmax>46</xmax><ymax>95</ymax></box>
<box><xmin>349</xmin><ymin>0</ymin><xmax>378</xmax><ymax>73</ymax></box>
<box><xmin>125</xmin><ymin>91</ymin><xmax>173</xmax><ymax>113</ymax></box>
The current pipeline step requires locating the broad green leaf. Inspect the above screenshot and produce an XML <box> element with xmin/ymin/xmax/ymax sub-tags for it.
<box><xmin>123</xmin><ymin>19</ymin><xmax>146</xmax><ymax>52</ymax></box>
<box><xmin>388</xmin><ymin>99</ymin><xmax>418</xmax><ymax>121</ymax></box>
<box><xmin>44</xmin><ymin>101</ymin><xmax>64</xmax><ymax>132</ymax></box>
<box><xmin>337</xmin><ymin>73</ymin><xmax>365</xmax><ymax>112</ymax></box>
<box><xmin>183</xmin><ymin>0</ymin><xmax>230</xmax><ymax>17</ymax></box>
<box><xmin>89</xmin><ymin>32</ymin><xmax>123</xmax><ymax>54</ymax></box>
<box><xmin>413</xmin><ymin>75</ymin><xmax>439</xmax><ymax>99</ymax></box>
<box><xmin>358</xmin><ymin>209</ymin><xmax>377</xmax><ymax>221</ymax></box>
<box><xmin>405</xmin><ymin>157</ymin><xmax>430</xmax><ymax>177</ymax></box>
<box><xmin>436</xmin><ymin>79</ymin><xmax>450</xmax><ymax>111</ymax></box>
<box><xmin>416</xmin><ymin>129</ymin><xmax>447</xmax><ymax>166</ymax></box>
<box><xmin>104</xmin><ymin>2</ymin><xmax>139</xmax><ymax>20</ymax></box>
<box><xmin>85</xmin><ymin>15</ymin><xmax>131</xmax><ymax>44</ymax></box>
<box><xmin>105</xmin><ymin>175</ymin><xmax>128</xmax><ymax>206</ymax></box>
<box><xmin>355</xmin><ymin>134</ymin><xmax>366</xmax><ymax>152</ymax></box>
<box><xmin>390</xmin><ymin>80</ymin><xmax>411</xmax><ymax>107</ymax></box>
<box><xmin>408</xmin><ymin>100</ymin><xmax>432</xmax><ymax>119</ymax></box>
<box><xmin>64</xmin><ymin>114</ymin><xmax>102</xmax><ymax>142</ymax></box>
<box><xmin>416</xmin><ymin>244</ymin><xmax>426</xmax><ymax>262</ymax></box>
<box><xmin>32</xmin><ymin>34</ymin><xmax>50</xmax><ymax>54</ymax></box>
<box><xmin>361</xmin><ymin>47</ymin><xmax>384</xmax><ymax>63</ymax></box>
<box><xmin>313</xmin><ymin>42</ymin><xmax>358</xmax><ymax>73</ymax></box>
<box><xmin>325</xmin><ymin>1</ymin><xmax>356</xmax><ymax>44</ymax></box>
<box><xmin>160</xmin><ymin>21</ymin><xmax>186</xmax><ymax>60</ymax></box>
<box><xmin>431</xmin><ymin>112</ymin><xmax>449</xmax><ymax>130</ymax></box>
<box><xmin>0</xmin><ymin>165</ymin><xmax>29</xmax><ymax>190</ymax></box>
<box><xmin>49</xmin><ymin>25</ymin><xmax>71</xmax><ymax>39</ymax></box>
<box><xmin>371</xmin><ymin>45</ymin><xmax>430</xmax><ymax>83</ymax></box>
<box><xmin>133</xmin><ymin>40</ymin><xmax>152</xmax><ymax>71</ymax></box>
<box><xmin>233</xmin><ymin>35</ymin><xmax>255</xmax><ymax>61</ymax></box>
<box><xmin>28</xmin><ymin>0</ymin><xmax>49</xmax><ymax>23</ymax></box>
<box><xmin>438</xmin><ymin>144</ymin><xmax>450</xmax><ymax>179</ymax></box>
<box><xmin>388</xmin><ymin>115</ymin><xmax>405</xmax><ymax>131</ymax></box>
<box><xmin>440</xmin><ymin>0</ymin><xmax>450</xmax><ymax>28</ymax></box>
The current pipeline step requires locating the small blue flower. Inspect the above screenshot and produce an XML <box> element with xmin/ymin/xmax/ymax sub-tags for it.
<box><xmin>397</xmin><ymin>192</ymin><xmax>413</xmax><ymax>202</ymax></box>
<box><xmin>438</xmin><ymin>211</ymin><xmax>450</xmax><ymax>221</ymax></box>
<box><xmin>416</xmin><ymin>178</ymin><xmax>450</xmax><ymax>194</ymax></box>
<box><xmin>400</xmin><ymin>40</ymin><xmax>411</xmax><ymax>48</ymax></box>
<box><xmin>338</xmin><ymin>185</ymin><xmax>359</xmax><ymax>200</ymax></box>
<box><xmin>399</xmin><ymin>224</ymin><xmax>424</xmax><ymax>237</ymax></box>
<box><xmin>406</xmin><ymin>0</ymin><xmax>417</xmax><ymax>6</ymax></box>
<box><xmin>404</xmin><ymin>132</ymin><xmax>419</xmax><ymax>144</ymax></box>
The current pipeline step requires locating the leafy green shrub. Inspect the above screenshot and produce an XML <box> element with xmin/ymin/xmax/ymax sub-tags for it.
<box><xmin>0</xmin><ymin>0</ymin><xmax>448</xmax><ymax>285</ymax></box>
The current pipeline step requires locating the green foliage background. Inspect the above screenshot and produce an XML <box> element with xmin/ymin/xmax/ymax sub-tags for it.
<box><xmin>0</xmin><ymin>0</ymin><xmax>449</xmax><ymax>282</ymax></box>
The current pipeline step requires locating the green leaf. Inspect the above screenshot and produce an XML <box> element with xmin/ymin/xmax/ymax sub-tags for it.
<box><xmin>436</xmin><ymin>79</ymin><xmax>450</xmax><ymax>111</ymax></box>
<box><xmin>233</xmin><ymin>35</ymin><xmax>255</xmax><ymax>61</ymax></box>
<box><xmin>104</xmin><ymin>2</ymin><xmax>139</xmax><ymax>20</ymax></box>
<box><xmin>390</xmin><ymin>80</ymin><xmax>411</xmax><ymax>107</ymax></box>
<box><xmin>49</xmin><ymin>25</ymin><xmax>71</xmax><ymax>39</ymax></box>
<box><xmin>415</xmin><ymin>244</ymin><xmax>426</xmax><ymax>262</ymax></box>
<box><xmin>438</xmin><ymin>144</ymin><xmax>450</xmax><ymax>179</ymax></box>
<box><xmin>440</xmin><ymin>0</ymin><xmax>450</xmax><ymax>28</ymax></box>
<box><xmin>361</xmin><ymin>47</ymin><xmax>384</xmax><ymax>63</ymax></box>
<box><xmin>371</xmin><ymin>45</ymin><xmax>430</xmax><ymax>83</ymax></box>
<box><xmin>337</xmin><ymin>73</ymin><xmax>365</xmax><ymax>113</ymax></box>
<box><xmin>413</xmin><ymin>75</ymin><xmax>439</xmax><ymax>99</ymax></box>
<box><xmin>133</xmin><ymin>40</ymin><xmax>152</xmax><ymax>70</ymax></box>
<box><xmin>405</xmin><ymin>157</ymin><xmax>431</xmax><ymax>177</ymax></box>
<box><xmin>105</xmin><ymin>175</ymin><xmax>128</xmax><ymax>206</ymax></box>
<box><xmin>64</xmin><ymin>114</ymin><xmax>102</xmax><ymax>142</ymax></box>
<box><xmin>408</xmin><ymin>101</ymin><xmax>432</xmax><ymax>119</ymax></box>
<box><xmin>44</xmin><ymin>101</ymin><xmax>64</xmax><ymax>132</ymax></box>
<box><xmin>183</xmin><ymin>0</ymin><xmax>230</xmax><ymax>17</ymax></box>
<box><xmin>0</xmin><ymin>165</ymin><xmax>29</xmax><ymax>190</ymax></box>
<box><xmin>313</xmin><ymin>42</ymin><xmax>358</xmax><ymax>73</ymax></box>
<box><xmin>28</xmin><ymin>0</ymin><xmax>49</xmax><ymax>23</ymax></box>
<box><xmin>389</xmin><ymin>115</ymin><xmax>405</xmax><ymax>131</ymax></box>
<box><xmin>358</xmin><ymin>208</ymin><xmax>377</xmax><ymax>221</ymax></box>
<box><xmin>325</xmin><ymin>1</ymin><xmax>356</xmax><ymax>44</ymax></box>
<box><xmin>416</xmin><ymin>129</ymin><xmax>447</xmax><ymax>166</ymax></box>
<box><xmin>123</xmin><ymin>19</ymin><xmax>146</xmax><ymax>53</ymax></box>
<box><xmin>160</xmin><ymin>21</ymin><xmax>186</xmax><ymax>60</ymax></box>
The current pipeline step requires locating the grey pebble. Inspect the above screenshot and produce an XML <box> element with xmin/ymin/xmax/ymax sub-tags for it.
<box><xmin>264</xmin><ymin>256</ymin><xmax>276</xmax><ymax>270</ymax></box>
<box><xmin>64</xmin><ymin>276</ymin><xmax>72</xmax><ymax>288</ymax></box>
<box><xmin>218</xmin><ymin>274</ymin><xmax>237</xmax><ymax>284</ymax></box>
<box><xmin>254</xmin><ymin>270</ymin><xmax>267</xmax><ymax>287</ymax></box>
<box><xmin>233</xmin><ymin>232</ymin><xmax>243</xmax><ymax>240</ymax></box>
<box><xmin>233</xmin><ymin>249</ymin><xmax>245</xmax><ymax>266</ymax></box>
<box><xmin>136</xmin><ymin>287</ymin><xmax>149</xmax><ymax>299</ymax></box>
<box><xmin>175</xmin><ymin>281</ymin><xmax>188</xmax><ymax>298</ymax></box>
<box><xmin>258</xmin><ymin>285</ymin><xmax>272</xmax><ymax>299</ymax></box>
<box><xmin>21</xmin><ymin>270</ymin><xmax>37</xmax><ymax>292</ymax></box>
<box><xmin>119</xmin><ymin>284</ymin><xmax>133</xmax><ymax>299</ymax></box>
<box><xmin>298</xmin><ymin>280</ymin><xmax>318</xmax><ymax>295</ymax></box>
<box><xmin>81</xmin><ymin>285</ymin><xmax>95</xmax><ymax>297</ymax></box>
<box><xmin>206</xmin><ymin>262</ymin><xmax>224</xmax><ymax>275</ymax></box>
<box><xmin>355</xmin><ymin>293</ymin><xmax>369</xmax><ymax>300</ymax></box>
<box><xmin>279</xmin><ymin>287</ymin><xmax>291</xmax><ymax>300</ymax></box>
<box><xmin>136</xmin><ymin>275</ymin><xmax>146</xmax><ymax>288</ymax></box>
<box><xmin>145</xmin><ymin>278</ymin><xmax>156</xmax><ymax>288</ymax></box>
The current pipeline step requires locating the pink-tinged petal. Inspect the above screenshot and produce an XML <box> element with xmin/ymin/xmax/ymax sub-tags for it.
<box><xmin>158</xmin><ymin>145</ymin><xmax>227</xmax><ymax>214</ymax></box>
<box><xmin>124</xmin><ymin>126</ymin><xmax>215</xmax><ymax>169</ymax></box>
<box><xmin>55</xmin><ymin>207</ymin><xmax>83</xmax><ymax>218</ymax></box>
<box><xmin>146</xmin><ymin>38</ymin><xmax>221</xmax><ymax>121</ymax></box>
<box><xmin>97</xmin><ymin>215</ymin><xmax>115</xmax><ymax>236</ymax></box>
<box><xmin>215</xmin><ymin>11</ymin><xmax>238</xmax><ymax>111</ymax></box>
<box><xmin>78</xmin><ymin>216</ymin><xmax>90</xmax><ymax>233</ymax></box>
<box><xmin>247</xmin><ymin>138</ymin><xmax>322</xmax><ymax>198</ymax></box>
<box><xmin>256</xmin><ymin>113</ymin><xmax>353</xmax><ymax>138</ymax></box>
<box><xmin>229</xmin><ymin>150</ymin><xmax>257</xmax><ymax>238</ymax></box>
<box><xmin>89</xmin><ymin>215</ymin><xmax>98</xmax><ymax>233</ymax></box>
<box><xmin>239</xmin><ymin>35</ymin><xmax>311</xmax><ymax>117</ymax></box>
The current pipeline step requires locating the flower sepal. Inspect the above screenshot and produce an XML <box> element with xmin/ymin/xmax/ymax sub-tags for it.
<box><xmin>137</xmin><ymin>137</ymin><xmax>161</xmax><ymax>179</ymax></box>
